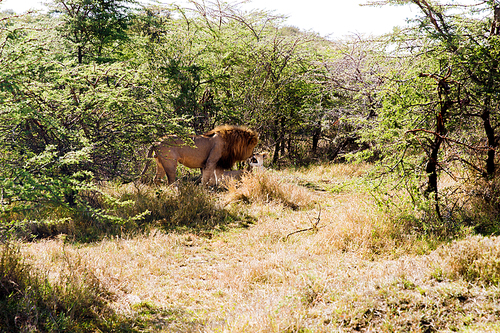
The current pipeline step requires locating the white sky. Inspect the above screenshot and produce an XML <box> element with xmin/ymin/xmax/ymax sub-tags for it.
<box><xmin>0</xmin><ymin>0</ymin><xmax>418</xmax><ymax>38</ymax></box>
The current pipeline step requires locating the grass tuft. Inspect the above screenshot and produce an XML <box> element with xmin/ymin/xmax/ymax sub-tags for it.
<box><xmin>433</xmin><ymin>235</ymin><xmax>500</xmax><ymax>285</ymax></box>
<box><xmin>103</xmin><ymin>181</ymin><xmax>251</xmax><ymax>232</ymax></box>
<box><xmin>224</xmin><ymin>170</ymin><xmax>316</xmax><ymax>210</ymax></box>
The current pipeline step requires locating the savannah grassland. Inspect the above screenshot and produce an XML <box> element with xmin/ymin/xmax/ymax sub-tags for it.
<box><xmin>7</xmin><ymin>163</ymin><xmax>500</xmax><ymax>332</ymax></box>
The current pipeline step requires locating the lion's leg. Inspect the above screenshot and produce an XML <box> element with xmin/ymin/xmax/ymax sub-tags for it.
<box><xmin>203</xmin><ymin>164</ymin><xmax>224</xmax><ymax>186</ymax></box>
<box><xmin>201</xmin><ymin>168</ymin><xmax>214</xmax><ymax>186</ymax></box>
<box><xmin>204</xmin><ymin>167</ymin><xmax>224</xmax><ymax>186</ymax></box>
<box><xmin>161</xmin><ymin>159</ymin><xmax>177</xmax><ymax>185</ymax></box>
<box><xmin>214</xmin><ymin>167</ymin><xmax>224</xmax><ymax>186</ymax></box>
<box><xmin>202</xmin><ymin>146</ymin><xmax>223</xmax><ymax>186</ymax></box>
<box><xmin>153</xmin><ymin>158</ymin><xmax>166</xmax><ymax>184</ymax></box>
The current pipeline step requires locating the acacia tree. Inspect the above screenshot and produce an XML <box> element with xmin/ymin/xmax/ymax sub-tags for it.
<box><xmin>0</xmin><ymin>12</ymin><xmax>93</xmax><ymax>213</ymax></box>
<box><xmin>136</xmin><ymin>1</ymin><xmax>331</xmax><ymax>164</ymax></box>
<box><xmin>364</xmin><ymin>0</ymin><xmax>500</xmax><ymax>228</ymax></box>
<box><xmin>317</xmin><ymin>36</ymin><xmax>390</xmax><ymax>161</ymax></box>
<box><xmin>231</xmin><ymin>29</ymin><xmax>322</xmax><ymax>164</ymax></box>
<box><xmin>0</xmin><ymin>8</ymin><xmax>182</xmax><ymax>221</ymax></box>
<box><xmin>407</xmin><ymin>0</ymin><xmax>500</xmax><ymax>179</ymax></box>
<box><xmin>134</xmin><ymin>5</ymin><xmax>216</xmax><ymax>134</ymax></box>
<box><xmin>194</xmin><ymin>3</ymin><xmax>328</xmax><ymax>163</ymax></box>
<box><xmin>50</xmin><ymin>0</ymin><xmax>134</xmax><ymax>64</ymax></box>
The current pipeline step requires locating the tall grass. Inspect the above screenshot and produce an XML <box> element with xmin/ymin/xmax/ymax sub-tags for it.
<box><xmin>432</xmin><ymin>235</ymin><xmax>500</xmax><ymax>285</ymax></box>
<box><xmin>0</xmin><ymin>242</ymin><xmax>118</xmax><ymax>332</ymax></box>
<box><xmin>102</xmin><ymin>181</ymin><xmax>251</xmax><ymax>231</ymax></box>
<box><xmin>1</xmin><ymin>180</ymin><xmax>254</xmax><ymax>241</ymax></box>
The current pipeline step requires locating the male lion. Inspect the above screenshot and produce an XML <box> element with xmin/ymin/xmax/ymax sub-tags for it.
<box><xmin>143</xmin><ymin>125</ymin><xmax>258</xmax><ymax>185</ymax></box>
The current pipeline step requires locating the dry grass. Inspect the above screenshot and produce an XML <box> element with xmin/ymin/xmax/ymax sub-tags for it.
<box><xmin>13</xmin><ymin>163</ymin><xmax>500</xmax><ymax>332</ymax></box>
<box><xmin>223</xmin><ymin>169</ymin><xmax>316</xmax><ymax>209</ymax></box>
<box><xmin>0</xmin><ymin>242</ymin><xmax>116</xmax><ymax>332</ymax></box>
<box><xmin>431</xmin><ymin>235</ymin><xmax>500</xmax><ymax>285</ymax></box>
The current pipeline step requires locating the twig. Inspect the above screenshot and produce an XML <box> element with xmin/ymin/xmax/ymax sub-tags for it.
<box><xmin>406</xmin><ymin>128</ymin><xmax>495</xmax><ymax>151</ymax></box>
<box><xmin>284</xmin><ymin>204</ymin><xmax>321</xmax><ymax>241</ymax></box>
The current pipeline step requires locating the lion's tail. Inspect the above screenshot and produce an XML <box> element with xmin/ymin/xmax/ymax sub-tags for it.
<box><xmin>146</xmin><ymin>144</ymin><xmax>156</xmax><ymax>158</ymax></box>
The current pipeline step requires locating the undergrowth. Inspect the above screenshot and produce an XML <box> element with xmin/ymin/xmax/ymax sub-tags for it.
<box><xmin>103</xmin><ymin>181</ymin><xmax>254</xmax><ymax>232</ymax></box>
<box><xmin>0</xmin><ymin>242</ymin><xmax>123</xmax><ymax>332</ymax></box>
<box><xmin>1</xmin><ymin>181</ymin><xmax>254</xmax><ymax>241</ymax></box>
<box><xmin>432</xmin><ymin>235</ymin><xmax>500</xmax><ymax>285</ymax></box>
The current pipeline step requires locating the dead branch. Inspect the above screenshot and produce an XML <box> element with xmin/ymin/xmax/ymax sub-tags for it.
<box><xmin>284</xmin><ymin>204</ymin><xmax>321</xmax><ymax>241</ymax></box>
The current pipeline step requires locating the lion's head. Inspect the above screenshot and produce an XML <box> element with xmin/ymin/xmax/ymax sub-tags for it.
<box><xmin>248</xmin><ymin>152</ymin><xmax>268</xmax><ymax>169</ymax></box>
<box><xmin>203</xmin><ymin>125</ymin><xmax>259</xmax><ymax>170</ymax></box>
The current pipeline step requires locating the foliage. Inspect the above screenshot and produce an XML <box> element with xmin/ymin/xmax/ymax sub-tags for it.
<box><xmin>0</xmin><ymin>8</ymin><xmax>186</xmax><ymax>230</ymax></box>
<box><xmin>50</xmin><ymin>0</ymin><xmax>135</xmax><ymax>64</ymax></box>
<box><xmin>358</xmin><ymin>0</ymin><xmax>500</xmax><ymax>233</ymax></box>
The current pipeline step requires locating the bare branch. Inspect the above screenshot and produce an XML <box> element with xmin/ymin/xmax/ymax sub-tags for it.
<box><xmin>406</xmin><ymin>128</ymin><xmax>495</xmax><ymax>152</ymax></box>
<box><xmin>284</xmin><ymin>204</ymin><xmax>321</xmax><ymax>240</ymax></box>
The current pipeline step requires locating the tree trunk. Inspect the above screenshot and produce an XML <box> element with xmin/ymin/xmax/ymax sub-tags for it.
<box><xmin>78</xmin><ymin>45</ymin><xmax>83</xmax><ymax>64</ymax></box>
<box><xmin>482</xmin><ymin>6</ymin><xmax>500</xmax><ymax>178</ymax></box>
<box><xmin>312</xmin><ymin>125</ymin><xmax>321</xmax><ymax>154</ymax></box>
<box><xmin>272</xmin><ymin>117</ymin><xmax>281</xmax><ymax>165</ymax></box>
<box><xmin>272</xmin><ymin>139</ymin><xmax>280</xmax><ymax>165</ymax></box>
<box><xmin>482</xmin><ymin>97</ymin><xmax>497</xmax><ymax>178</ymax></box>
<box><xmin>420</xmin><ymin>72</ymin><xmax>453</xmax><ymax>222</ymax></box>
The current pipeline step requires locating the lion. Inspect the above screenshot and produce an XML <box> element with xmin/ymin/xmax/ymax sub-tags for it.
<box><xmin>142</xmin><ymin>125</ymin><xmax>258</xmax><ymax>185</ymax></box>
<box><xmin>221</xmin><ymin>152</ymin><xmax>269</xmax><ymax>181</ymax></box>
<box><xmin>247</xmin><ymin>152</ymin><xmax>268</xmax><ymax>170</ymax></box>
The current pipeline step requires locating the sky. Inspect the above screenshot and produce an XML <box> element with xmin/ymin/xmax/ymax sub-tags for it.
<box><xmin>0</xmin><ymin>0</ymin><xmax>418</xmax><ymax>38</ymax></box>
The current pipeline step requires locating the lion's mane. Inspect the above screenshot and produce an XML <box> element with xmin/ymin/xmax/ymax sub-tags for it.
<box><xmin>203</xmin><ymin>125</ymin><xmax>259</xmax><ymax>170</ymax></box>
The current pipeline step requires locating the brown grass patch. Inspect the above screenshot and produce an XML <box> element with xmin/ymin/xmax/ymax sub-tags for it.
<box><xmin>1</xmin><ymin>241</ymin><xmax>117</xmax><ymax>332</ymax></box>
<box><xmin>223</xmin><ymin>170</ymin><xmax>316</xmax><ymax>210</ymax></box>
<box><xmin>431</xmin><ymin>235</ymin><xmax>500</xmax><ymax>285</ymax></box>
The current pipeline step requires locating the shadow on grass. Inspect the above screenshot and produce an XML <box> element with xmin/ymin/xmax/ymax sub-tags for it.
<box><xmin>0</xmin><ymin>180</ymin><xmax>255</xmax><ymax>243</ymax></box>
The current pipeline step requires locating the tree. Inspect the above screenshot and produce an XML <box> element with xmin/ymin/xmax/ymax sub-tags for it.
<box><xmin>319</xmin><ymin>36</ymin><xmax>389</xmax><ymax>161</ymax></box>
<box><xmin>365</xmin><ymin>0</ymin><xmax>500</xmax><ymax>227</ymax></box>
<box><xmin>0</xmin><ymin>9</ymin><xmax>183</xmax><ymax>221</ymax></box>
<box><xmin>51</xmin><ymin>0</ymin><xmax>134</xmax><ymax>64</ymax></box>
<box><xmin>136</xmin><ymin>1</ymin><xmax>332</xmax><ymax>165</ymax></box>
